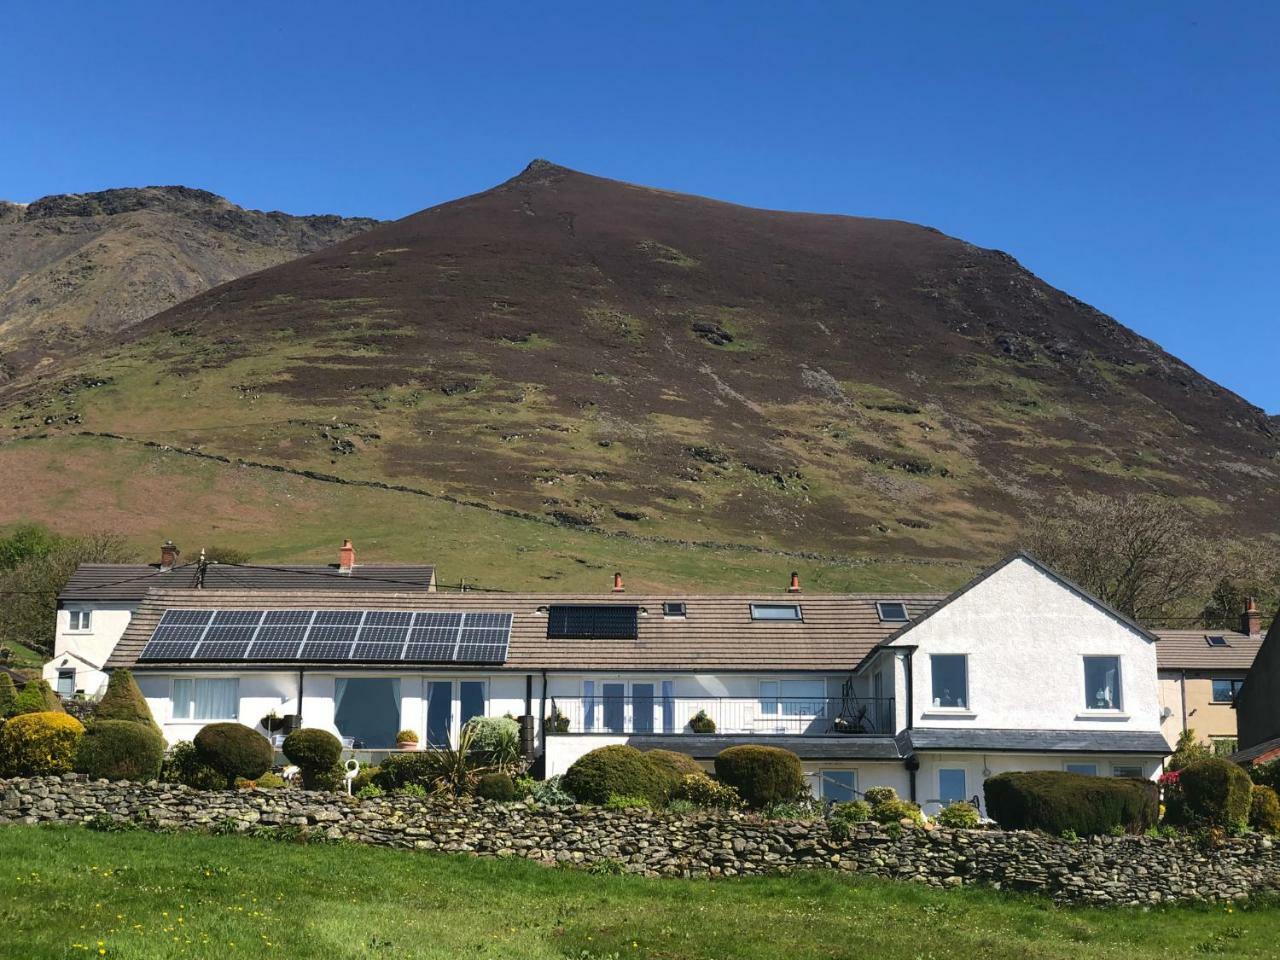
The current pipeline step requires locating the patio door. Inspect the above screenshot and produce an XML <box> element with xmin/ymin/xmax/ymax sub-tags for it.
<box><xmin>426</xmin><ymin>680</ymin><xmax>452</xmax><ymax>748</ymax></box>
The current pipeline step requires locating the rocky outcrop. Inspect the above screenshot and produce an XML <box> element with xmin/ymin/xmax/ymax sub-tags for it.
<box><xmin>3</xmin><ymin>775</ymin><xmax>1278</xmax><ymax>905</ymax></box>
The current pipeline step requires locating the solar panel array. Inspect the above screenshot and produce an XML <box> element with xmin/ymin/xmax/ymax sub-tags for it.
<box><xmin>546</xmin><ymin>604</ymin><xmax>639</xmax><ymax>640</ymax></box>
<box><xmin>138</xmin><ymin>610</ymin><xmax>513</xmax><ymax>664</ymax></box>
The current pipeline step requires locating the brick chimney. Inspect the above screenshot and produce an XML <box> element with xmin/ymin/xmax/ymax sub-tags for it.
<box><xmin>159</xmin><ymin>540</ymin><xmax>180</xmax><ymax>572</ymax></box>
<box><xmin>612</xmin><ymin>572</ymin><xmax>625</xmax><ymax>593</ymax></box>
<box><xmin>1243</xmin><ymin>596</ymin><xmax>1262</xmax><ymax>637</ymax></box>
<box><xmin>787</xmin><ymin>571</ymin><xmax>802</xmax><ymax>594</ymax></box>
<box><xmin>338</xmin><ymin>538</ymin><xmax>356</xmax><ymax>574</ymax></box>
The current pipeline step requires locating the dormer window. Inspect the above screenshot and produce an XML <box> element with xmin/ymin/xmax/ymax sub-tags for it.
<box><xmin>876</xmin><ymin>601</ymin><xmax>908</xmax><ymax>622</ymax></box>
<box><xmin>750</xmin><ymin>603</ymin><xmax>802</xmax><ymax>621</ymax></box>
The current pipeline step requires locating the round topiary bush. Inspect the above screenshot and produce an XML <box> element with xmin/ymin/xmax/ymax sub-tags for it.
<box><xmin>94</xmin><ymin>670</ymin><xmax>162</xmax><ymax>736</ymax></box>
<box><xmin>193</xmin><ymin>722</ymin><xmax>274</xmax><ymax>788</ymax></box>
<box><xmin>983</xmin><ymin>770</ymin><xmax>1158</xmax><ymax>836</ymax></box>
<box><xmin>645</xmin><ymin>748</ymin><xmax>703</xmax><ymax>779</ymax></box>
<box><xmin>713</xmin><ymin>745</ymin><xmax>806</xmax><ymax>809</ymax></box>
<box><xmin>1249</xmin><ymin>784</ymin><xmax>1280</xmax><ymax>835</ymax></box>
<box><xmin>562</xmin><ymin>744</ymin><xmax>674</xmax><ymax>805</ymax></box>
<box><xmin>74</xmin><ymin>719</ymin><xmax>166</xmax><ymax>781</ymax></box>
<box><xmin>1179</xmin><ymin>757</ymin><xmax>1253</xmax><ymax>829</ymax></box>
<box><xmin>862</xmin><ymin>786</ymin><xmax>899</xmax><ymax>806</ymax></box>
<box><xmin>282</xmin><ymin>728</ymin><xmax>343</xmax><ymax>791</ymax></box>
<box><xmin>0</xmin><ymin>711</ymin><xmax>84</xmax><ymax>776</ymax></box>
<box><xmin>476</xmin><ymin>771</ymin><xmax>517</xmax><ymax>801</ymax></box>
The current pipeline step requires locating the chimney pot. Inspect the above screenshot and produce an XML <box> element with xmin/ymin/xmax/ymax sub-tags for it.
<box><xmin>612</xmin><ymin>572</ymin><xmax>625</xmax><ymax>593</ymax></box>
<box><xmin>787</xmin><ymin>571</ymin><xmax>802</xmax><ymax>594</ymax></box>
<box><xmin>159</xmin><ymin>540</ymin><xmax>180</xmax><ymax>572</ymax></box>
<box><xmin>339</xmin><ymin>538</ymin><xmax>356</xmax><ymax>574</ymax></box>
<box><xmin>1243</xmin><ymin>596</ymin><xmax>1262</xmax><ymax>637</ymax></box>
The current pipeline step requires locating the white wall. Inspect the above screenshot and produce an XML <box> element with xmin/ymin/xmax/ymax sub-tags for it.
<box><xmin>887</xmin><ymin>558</ymin><xmax>1163</xmax><ymax>733</ymax></box>
<box><xmin>42</xmin><ymin>603</ymin><xmax>138</xmax><ymax>698</ymax></box>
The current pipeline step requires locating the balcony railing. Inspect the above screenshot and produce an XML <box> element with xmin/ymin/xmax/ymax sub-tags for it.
<box><xmin>548</xmin><ymin>696</ymin><xmax>895</xmax><ymax>736</ymax></box>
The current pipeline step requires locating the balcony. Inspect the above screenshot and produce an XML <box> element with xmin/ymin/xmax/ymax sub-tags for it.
<box><xmin>547</xmin><ymin>695</ymin><xmax>895</xmax><ymax>737</ymax></box>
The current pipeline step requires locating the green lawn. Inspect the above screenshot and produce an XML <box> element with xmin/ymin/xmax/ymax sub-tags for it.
<box><xmin>0</xmin><ymin>826</ymin><xmax>1273</xmax><ymax>960</ymax></box>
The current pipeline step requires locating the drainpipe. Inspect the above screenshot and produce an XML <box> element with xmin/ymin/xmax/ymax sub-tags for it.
<box><xmin>538</xmin><ymin>669</ymin><xmax>548</xmax><ymax>755</ymax></box>
<box><xmin>525</xmin><ymin>674</ymin><xmax>533</xmax><ymax>717</ymax></box>
<box><xmin>903</xmin><ymin>649</ymin><xmax>917</xmax><ymax>803</ymax></box>
<box><xmin>296</xmin><ymin>669</ymin><xmax>305</xmax><ymax>726</ymax></box>
<box><xmin>1179</xmin><ymin>670</ymin><xmax>1188</xmax><ymax>733</ymax></box>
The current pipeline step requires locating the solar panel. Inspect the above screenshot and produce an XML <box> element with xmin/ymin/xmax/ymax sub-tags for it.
<box><xmin>245</xmin><ymin>639</ymin><xmax>305</xmax><ymax>660</ymax></box>
<box><xmin>364</xmin><ymin>611</ymin><xmax>413</xmax><ymax>627</ymax></box>
<box><xmin>358</xmin><ymin>625</ymin><xmax>411</xmax><ymax>645</ymax></box>
<box><xmin>314</xmin><ymin>610</ymin><xmax>363</xmax><ymax>626</ymax></box>
<box><xmin>353</xmin><ymin>641</ymin><xmax>407</xmax><ymax>661</ymax></box>
<box><xmin>264</xmin><ymin>610</ymin><xmax>313</xmax><ymax>625</ymax></box>
<box><xmin>414</xmin><ymin>611</ymin><xmax>463</xmax><ymax>628</ymax></box>
<box><xmin>211</xmin><ymin>610</ymin><xmax>265</xmax><ymax>625</ymax></box>
<box><xmin>162</xmin><ymin>610</ymin><xmax>215</xmax><ymax>626</ymax></box>
<box><xmin>139</xmin><ymin>640</ymin><xmax>200</xmax><ymax>660</ymax></box>
<box><xmin>201</xmin><ymin>624</ymin><xmax>258</xmax><ymax>644</ymax></box>
<box><xmin>404</xmin><ymin>641</ymin><xmax>458</xmax><ymax>661</ymax></box>
<box><xmin>547</xmin><ymin>605</ymin><xmax>638</xmax><ymax>639</ymax></box>
<box><xmin>194</xmin><ymin>640</ymin><xmax>253</xmax><ymax>660</ymax></box>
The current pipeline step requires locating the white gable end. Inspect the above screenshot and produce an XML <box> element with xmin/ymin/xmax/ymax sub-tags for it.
<box><xmin>887</xmin><ymin>556</ymin><xmax>1161</xmax><ymax>732</ymax></box>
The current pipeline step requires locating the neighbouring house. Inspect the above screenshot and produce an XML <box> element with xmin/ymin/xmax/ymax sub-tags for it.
<box><xmin>101</xmin><ymin>552</ymin><xmax>1171</xmax><ymax>815</ymax></box>
<box><xmin>1153</xmin><ymin>597</ymin><xmax>1266</xmax><ymax>754</ymax></box>
<box><xmin>42</xmin><ymin>539</ymin><xmax>435</xmax><ymax>699</ymax></box>
<box><xmin>1231</xmin><ymin>614</ymin><xmax>1280</xmax><ymax>767</ymax></box>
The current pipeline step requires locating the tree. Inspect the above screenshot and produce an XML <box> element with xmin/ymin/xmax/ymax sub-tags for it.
<box><xmin>1168</xmin><ymin>728</ymin><xmax>1212</xmax><ymax>772</ymax></box>
<box><xmin>94</xmin><ymin>669</ymin><xmax>162</xmax><ymax>736</ymax></box>
<box><xmin>1023</xmin><ymin>493</ymin><xmax>1216</xmax><ymax>624</ymax></box>
<box><xmin>0</xmin><ymin>531</ymin><xmax>135</xmax><ymax>657</ymax></box>
<box><xmin>0</xmin><ymin>525</ymin><xmax>63</xmax><ymax>571</ymax></box>
<box><xmin>0</xmin><ymin>672</ymin><xmax>18</xmax><ymax>718</ymax></box>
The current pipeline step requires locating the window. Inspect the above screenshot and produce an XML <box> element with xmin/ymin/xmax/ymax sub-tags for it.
<box><xmin>56</xmin><ymin>669</ymin><xmax>75</xmax><ymax>698</ymax></box>
<box><xmin>1211</xmin><ymin>737</ymin><xmax>1238</xmax><ymax>757</ymax></box>
<box><xmin>750</xmin><ymin>603</ymin><xmax>802</xmax><ymax>621</ymax></box>
<box><xmin>1065</xmin><ymin>763</ymin><xmax>1098</xmax><ymax>776</ymax></box>
<box><xmin>662</xmin><ymin>601</ymin><xmax>687</xmax><ymax>618</ymax></box>
<box><xmin>67</xmin><ymin>610</ymin><xmax>92</xmax><ymax>632</ymax></box>
<box><xmin>875</xmin><ymin>601</ymin><xmax>909</xmax><ymax>622</ymax></box>
<box><xmin>172</xmin><ymin>678</ymin><xmax>238</xmax><ymax>720</ymax></box>
<box><xmin>1112</xmin><ymin>764</ymin><xmax>1143</xmax><ymax>778</ymax></box>
<box><xmin>819</xmin><ymin>769</ymin><xmax>857</xmax><ymax>802</ymax></box>
<box><xmin>1205</xmin><ymin>635</ymin><xmax>1230</xmax><ymax>647</ymax></box>
<box><xmin>930</xmin><ymin>655</ymin><xmax>968</xmax><ymax>709</ymax></box>
<box><xmin>938</xmin><ymin>768</ymin><xmax>967</xmax><ymax>804</ymax></box>
<box><xmin>759</xmin><ymin>679</ymin><xmax>827</xmax><ymax>718</ymax></box>
<box><xmin>1211</xmin><ymin>679</ymin><xmax>1245</xmax><ymax>704</ymax></box>
<box><xmin>1083</xmin><ymin>656</ymin><xmax>1122</xmax><ymax>710</ymax></box>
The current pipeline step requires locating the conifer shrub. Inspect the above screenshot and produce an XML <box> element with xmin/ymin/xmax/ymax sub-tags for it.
<box><xmin>713</xmin><ymin>745</ymin><xmax>806</xmax><ymax>809</ymax></box>
<box><xmin>13</xmin><ymin>679</ymin><xmax>63</xmax><ymax>715</ymax></box>
<box><xmin>193</xmin><ymin>722</ymin><xmax>273</xmax><ymax>788</ymax></box>
<box><xmin>74</xmin><ymin>719</ymin><xmax>165</xmax><ymax>781</ymax></box>
<box><xmin>1248</xmin><ymin>785</ymin><xmax>1280</xmax><ymax>835</ymax></box>
<box><xmin>1178</xmin><ymin>758</ymin><xmax>1253</xmax><ymax>829</ymax></box>
<box><xmin>563</xmin><ymin>744</ymin><xmax>675</xmax><ymax>805</ymax></box>
<box><xmin>644</xmin><ymin>748</ymin><xmax>704</xmax><ymax>779</ymax></box>
<box><xmin>0</xmin><ymin>673</ymin><xmax>19</xmax><ymax>718</ymax></box>
<box><xmin>282</xmin><ymin>728</ymin><xmax>343</xmax><ymax>791</ymax></box>
<box><xmin>0</xmin><ymin>711</ymin><xmax>84</xmax><ymax>776</ymax></box>
<box><xmin>94</xmin><ymin>670</ymin><xmax>161</xmax><ymax>735</ymax></box>
<box><xmin>476</xmin><ymin>771</ymin><xmax>517</xmax><ymax>801</ymax></box>
<box><xmin>983</xmin><ymin>770</ymin><xmax>1158</xmax><ymax>836</ymax></box>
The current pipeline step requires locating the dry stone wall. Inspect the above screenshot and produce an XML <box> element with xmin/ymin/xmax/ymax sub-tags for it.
<box><xmin>3</xmin><ymin>775</ymin><xmax>1278</xmax><ymax>905</ymax></box>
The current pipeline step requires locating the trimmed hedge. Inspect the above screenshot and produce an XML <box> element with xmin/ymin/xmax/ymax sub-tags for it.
<box><xmin>0</xmin><ymin>673</ymin><xmax>18</xmax><ymax>718</ymax></box>
<box><xmin>193</xmin><ymin>722</ymin><xmax>273</xmax><ymax>788</ymax></box>
<box><xmin>984</xmin><ymin>770</ymin><xmax>1157</xmax><ymax>836</ymax></box>
<box><xmin>1249</xmin><ymin>785</ymin><xmax>1280</xmax><ymax>835</ymax></box>
<box><xmin>0</xmin><ymin>711</ymin><xmax>84</xmax><ymax>776</ymax></box>
<box><xmin>75</xmin><ymin>720</ymin><xmax>165</xmax><ymax>781</ymax></box>
<box><xmin>13</xmin><ymin>679</ymin><xmax>63</xmax><ymax>715</ymax></box>
<box><xmin>95</xmin><ymin>670</ymin><xmax>162</xmax><ymax>735</ymax></box>
<box><xmin>645</xmin><ymin>748</ymin><xmax>703</xmax><ymax>779</ymax></box>
<box><xmin>373</xmin><ymin>752</ymin><xmax>439</xmax><ymax>791</ymax></box>
<box><xmin>1180</xmin><ymin>758</ymin><xmax>1253</xmax><ymax>828</ymax></box>
<box><xmin>714</xmin><ymin>745</ymin><xmax>806</xmax><ymax>809</ymax></box>
<box><xmin>476</xmin><ymin>771</ymin><xmax>517</xmax><ymax>801</ymax></box>
<box><xmin>563</xmin><ymin>745</ymin><xmax>675</xmax><ymax>806</ymax></box>
<box><xmin>282</xmin><ymin>728</ymin><xmax>343</xmax><ymax>790</ymax></box>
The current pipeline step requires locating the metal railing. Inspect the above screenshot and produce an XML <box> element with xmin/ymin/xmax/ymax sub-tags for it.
<box><xmin>547</xmin><ymin>696</ymin><xmax>895</xmax><ymax>736</ymax></box>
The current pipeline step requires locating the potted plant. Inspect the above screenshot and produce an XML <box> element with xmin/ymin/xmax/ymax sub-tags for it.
<box><xmin>546</xmin><ymin>708</ymin><xmax>570</xmax><ymax>734</ymax></box>
<box><xmin>396</xmin><ymin>729</ymin><xmax>420</xmax><ymax>751</ymax></box>
<box><xmin>280</xmin><ymin>714</ymin><xmax>302</xmax><ymax>734</ymax></box>
<box><xmin>688</xmin><ymin>709</ymin><xmax>716</xmax><ymax>734</ymax></box>
<box><xmin>260</xmin><ymin>710</ymin><xmax>286</xmax><ymax>733</ymax></box>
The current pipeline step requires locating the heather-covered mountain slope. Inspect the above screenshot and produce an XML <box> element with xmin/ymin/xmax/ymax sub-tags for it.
<box><xmin>0</xmin><ymin>161</ymin><xmax>1274</xmax><ymax>581</ymax></box>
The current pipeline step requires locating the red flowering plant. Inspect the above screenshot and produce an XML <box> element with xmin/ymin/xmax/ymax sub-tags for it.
<box><xmin>1158</xmin><ymin>769</ymin><xmax>1184</xmax><ymax>826</ymax></box>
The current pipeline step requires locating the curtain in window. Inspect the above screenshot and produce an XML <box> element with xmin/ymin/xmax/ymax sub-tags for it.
<box><xmin>661</xmin><ymin>681</ymin><xmax>674</xmax><ymax>734</ymax></box>
<box><xmin>334</xmin><ymin>678</ymin><xmax>348</xmax><ymax>717</ymax></box>
<box><xmin>388</xmin><ymin>678</ymin><xmax>401</xmax><ymax>717</ymax></box>
<box><xmin>583</xmin><ymin>680</ymin><xmax>595</xmax><ymax>733</ymax></box>
<box><xmin>173</xmin><ymin>678</ymin><xmax>237</xmax><ymax>720</ymax></box>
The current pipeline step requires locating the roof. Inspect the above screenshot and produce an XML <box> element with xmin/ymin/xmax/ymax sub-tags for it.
<box><xmin>1152</xmin><ymin>629</ymin><xmax>1264</xmax><ymax>670</ymax></box>
<box><xmin>59</xmin><ymin>563</ymin><xmax>437</xmax><ymax>602</ymax></box>
<box><xmin>1229</xmin><ymin>736</ymin><xmax>1280</xmax><ymax>767</ymax></box>
<box><xmin>625</xmin><ymin>734</ymin><xmax>903</xmax><ymax>761</ymax></box>
<box><xmin>105</xmin><ymin>589</ymin><xmax>944</xmax><ymax>672</ymax></box>
<box><xmin>899</xmin><ymin>727</ymin><xmax>1171</xmax><ymax>755</ymax></box>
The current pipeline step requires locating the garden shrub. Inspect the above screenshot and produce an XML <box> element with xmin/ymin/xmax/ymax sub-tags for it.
<box><xmin>862</xmin><ymin>786</ymin><xmax>898</xmax><ymax>806</ymax></box>
<box><xmin>828</xmin><ymin>799</ymin><xmax>873</xmax><ymax>838</ymax></box>
<box><xmin>563</xmin><ymin>744</ymin><xmax>674</xmax><ymax>805</ymax></box>
<box><xmin>1248</xmin><ymin>785</ymin><xmax>1280</xmax><ymax>834</ymax></box>
<box><xmin>605</xmin><ymin>794</ymin><xmax>651</xmax><ymax>810</ymax></box>
<box><xmin>645</xmin><ymin>748</ymin><xmax>703</xmax><ymax>779</ymax></box>
<box><xmin>522</xmin><ymin>774</ymin><xmax>574</xmax><ymax>806</ymax></box>
<box><xmin>0</xmin><ymin>673</ymin><xmax>18</xmax><ymax>718</ymax></box>
<box><xmin>983</xmin><ymin>771</ymin><xmax>1158</xmax><ymax>836</ymax></box>
<box><xmin>762</xmin><ymin>796</ymin><xmax>823</xmax><ymax>820</ymax></box>
<box><xmin>935</xmin><ymin>801</ymin><xmax>981</xmax><ymax>829</ymax></box>
<box><xmin>688</xmin><ymin>709</ymin><xmax>716</xmax><ymax>733</ymax></box>
<box><xmin>0</xmin><ymin>711</ymin><xmax>84</xmax><ymax>776</ymax></box>
<box><xmin>1167</xmin><ymin>729</ymin><xmax>1212</xmax><ymax>772</ymax></box>
<box><xmin>1249</xmin><ymin>760</ymin><xmax>1280</xmax><ymax>792</ymax></box>
<box><xmin>351</xmin><ymin>764</ymin><xmax>381</xmax><ymax>794</ymax></box>
<box><xmin>674</xmin><ymin>772</ymin><xmax>743</xmax><ymax>809</ymax></box>
<box><xmin>871</xmin><ymin>797</ymin><xmax>924</xmax><ymax>826</ymax></box>
<box><xmin>161</xmin><ymin>740</ymin><xmax>224</xmax><ymax>790</ymax></box>
<box><xmin>282</xmin><ymin>728</ymin><xmax>343</xmax><ymax>791</ymax></box>
<box><xmin>94</xmin><ymin>670</ymin><xmax>161</xmax><ymax>735</ymax></box>
<box><xmin>476</xmin><ymin>771</ymin><xmax>517</xmax><ymax>801</ymax></box>
<box><xmin>13</xmin><ymin>678</ymin><xmax>63</xmax><ymax>715</ymax></box>
<box><xmin>255</xmin><ymin>771</ymin><xmax>287</xmax><ymax>790</ymax></box>
<box><xmin>74</xmin><ymin>719</ymin><xmax>165</xmax><ymax>781</ymax></box>
<box><xmin>713</xmin><ymin>745</ymin><xmax>806</xmax><ymax>809</ymax></box>
<box><xmin>1179</xmin><ymin>758</ymin><xmax>1252</xmax><ymax>829</ymax></box>
<box><xmin>373</xmin><ymin>752</ymin><xmax>437</xmax><ymax>791</ymax></box>
<box><xmin>464</xmin><ymin>716</ymin><xmax>521</xmax><ymax>767</ymax></box>
<box><xmin>193</xmin><ymin>722</ymin><xmax>273</xmax><ymax>788</ymax></box>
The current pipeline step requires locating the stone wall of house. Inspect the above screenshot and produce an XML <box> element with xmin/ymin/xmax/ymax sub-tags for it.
<box><xmin>3</xmin><ymin>775</ymin><xmax>1278</xmax><ymax>905</ymax></box>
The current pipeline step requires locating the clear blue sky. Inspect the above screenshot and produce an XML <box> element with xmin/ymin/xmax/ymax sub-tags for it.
<box><xmin>4</xmin><ymin>2</ymin><xmax>1276</xmax><ymax>412</ymax></box>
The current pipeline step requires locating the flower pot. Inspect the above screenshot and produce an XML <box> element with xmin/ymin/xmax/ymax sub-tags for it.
<box><xmin>397</xmin><ymin>741</ymin><xmax>419</xmax><ymax>751</ymax></box>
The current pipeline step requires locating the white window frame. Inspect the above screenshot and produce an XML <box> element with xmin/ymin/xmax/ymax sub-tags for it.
<box><xmin>928</xmin><ymin>654</ymin><xmax>970</xmax><ymax>711</ymax></box>
<box><xmin>56</xmin><ymin>668</ymin><xmax>76</xmax><ymax>698</ymax></box>
<box><xmin>1065</xmin><ymin>762</ymin><xmax>1098</xmax><ymax>776</ymax></box>
<box><xmin>67</xmin><ymin>609</ymin><xmax>92</xmax><ymax>632</ymax></box>
<box><xmin>875</xmin><ymin>601</ymin><xmax>909</xmax><ymax>622</ymax></box>
<box><xmin>1082</xmin><ymin>656</ymin><xmax>1123</xmax><ymax>712</ymax></box>
<box><xmin>1111</xmin><ymin>764</ymin><xmax>1144</xmax><ymax>778</ymax></box>
<box><xmin>422</xmin><ymin>677</ymin><xmax>488</xmax><ymax>747</ymax></box>
<box><xmin>170</xmin><ymin>677</ymin><xmax>239</xmax><ymax>722</ymax></box>
<box><xmin>580</xmin><ymin>677</ymin><xmax>675</xmax><ymax>734</ymax></box>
